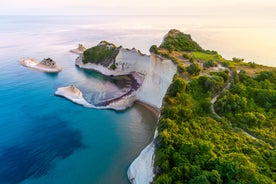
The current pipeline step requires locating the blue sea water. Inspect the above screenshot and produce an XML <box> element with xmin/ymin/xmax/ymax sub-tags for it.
<box><xmin>0</xmin><ymin>16</ymin><xmax>158</xmax><ymax>184</ymax></box>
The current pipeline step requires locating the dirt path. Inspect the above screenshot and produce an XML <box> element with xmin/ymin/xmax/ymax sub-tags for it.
<box><xmin>210</xmin><ymin>69</ymin><xmax>260</xmax><ymax>141</ymax></box>
<box><xmin>210</xmin><ymin>69</ymin><xmax>233</xmax><ymax>119</ymax></box>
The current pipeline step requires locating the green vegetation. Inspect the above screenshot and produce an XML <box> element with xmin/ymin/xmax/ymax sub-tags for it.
<box><xmin>215</xmin><ymin>70</ymin><xmax>276</xmax><ymax>146</ymax></box>
<box><xmin>192</xmin><ymin>52</ymin><xmax>224</xmax><ymax>62</ymax></box>
<box><xmin>160</xmin><ymin>29</ymin><xmax>203</xmax><ymax>52</ymax></box>
<box><xmin>203</xmin><ymin>60</ymin><xmax>218</xmax><ymax>68</ymax></box>
<box><xmin>83</xmin><ymin>41</ymin><xmax>117</xmax><ymax>65</ymax></box>
<box><xmin>232</xmin><ymin>57</ymin><xmax>245</xmax><ymax>62</ymax></box>
<box><xmin>152</xmin><ymin>29</ymin><xmax>276</xmax><ymax>184</ymax></box>
<box><xmin>150</xmin><ymin>45</ymin><xmax>159</xmax><ymax>53</ymax></box>
<box><xmin>110</xmin><ymin>63</ymin><xmax>116</xmax><ymax>70</ymax></box>
<box><xmin>154</xmin><ymin>74</ymin><xmax>275</xmax><ymax>184</ymax></box>
<box><xmin>186</xmin><ymin>62</ymin><xmax>202</xmax><ymax>76</ymax></box>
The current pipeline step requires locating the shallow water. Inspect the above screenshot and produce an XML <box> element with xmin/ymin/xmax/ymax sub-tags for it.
<box><xmin>0</xmin><ymin>15</ymin><xmax>274</xmax><ymax>184</ymax></box>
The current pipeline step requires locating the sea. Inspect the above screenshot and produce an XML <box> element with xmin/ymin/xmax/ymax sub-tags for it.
<box><xmin>0</xmin><ymin>15</ymin><xmax>275</xmax><ymax>184</ymax></box>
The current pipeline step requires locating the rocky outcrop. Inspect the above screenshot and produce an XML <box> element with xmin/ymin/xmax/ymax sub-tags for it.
<box><xmin>39</xmin><ymin>58</ymin><xmax>58</xmax><ymax>68</ymax></box>
<box><xmin>19</xmin><ymin>58</ymin><xmax>62</xmax><ymax>73</ymax></box>
<box><xmin>55</xmin><ymin>85</ymin><xmax>92</xmax><ymax>107</ymax></box>
<box><xmin>70</xmin><ymin>44</ymin><xmax>87</xmax><ymax>54</ymax></box>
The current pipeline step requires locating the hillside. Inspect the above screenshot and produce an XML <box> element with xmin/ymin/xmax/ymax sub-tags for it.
<box><xmin>153</xmin><ymin>30</ymin><xmax>276</xmax><ymax>183</ymax></box>
<box><xmin>159</xmin><ymin>29</ymin><xmax>203</xmax><ymax>52</ymax></box>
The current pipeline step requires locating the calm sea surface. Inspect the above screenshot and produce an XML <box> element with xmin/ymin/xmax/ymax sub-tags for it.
<box><xmin>0</xmin><ymin>15</ymin><xmax>275</xmax><ymax>184</ymax></box>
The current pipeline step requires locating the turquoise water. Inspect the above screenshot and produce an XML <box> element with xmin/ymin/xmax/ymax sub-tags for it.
<box><xmin>0</xmin><ymin>16</ymin><xmax>157</xmax><ymax>184</ymax></box>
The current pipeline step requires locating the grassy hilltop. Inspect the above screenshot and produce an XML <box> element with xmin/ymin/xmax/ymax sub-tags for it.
<box><xmin>153</xmin><ymin>29</ymin><xmax>276</xmax><ymax>184</ymax></box>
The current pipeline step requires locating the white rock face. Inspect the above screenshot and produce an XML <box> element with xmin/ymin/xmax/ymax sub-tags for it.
<box><xmin>127</xmin><ymin>141</ymin><xmax>155</xmax><ymax>184</ymax></box>
<box><xmin>76</xmin><ymin>49</ymin><xmax>177</xmax><ymax>109</ymax></box>
<box><xmin>136</xmin><ymin>53</ymin><xmax>177</xmax><ymax>109</ymax></box>
<box><xmin>127</xmin><ymin>129</ymin><xmax>158</xmax><ymax>184</ymax></box>
<box><xmin>114</xmin><ymin>48</ymin><xmax>150</xmax><ymax>75</ymax></box>
<box><xmin>76</xmin><ymin>48</ymin><xmax>150</xmax><ymax>76</ymax></box>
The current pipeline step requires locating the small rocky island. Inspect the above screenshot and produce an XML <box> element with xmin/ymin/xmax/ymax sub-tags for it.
<box><xmin>70</xmin><ymin>44</ymin><xmax>87</xmax><ymax>54</ymax></box>
<box><xmin>55</xmin><ymin>85</ymin><xmax>92</xmax><ymax>107</ymax></box>
<box><xmin>19</xmin><ymin>57</ymin><xmax>62</xmax><ymax>73</ymax></box>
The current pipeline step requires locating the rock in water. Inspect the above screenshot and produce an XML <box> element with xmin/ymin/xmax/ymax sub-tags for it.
<box><xmin>39</xmin><ymin>58</ymin><xmax>58</xmax><ymax>68</ymax></box>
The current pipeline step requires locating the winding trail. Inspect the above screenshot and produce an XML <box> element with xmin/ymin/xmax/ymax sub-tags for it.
<box><xmin>210</xmin><ymin>69</ymin><xmax>260</xmax><ymax>140</ymax></box>
<box><xmin>210</xmin><ymin>69</ymin><xmax>233</xmax><ymax>119</ymax></box>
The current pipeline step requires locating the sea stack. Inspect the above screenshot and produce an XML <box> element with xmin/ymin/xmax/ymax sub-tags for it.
<box><xmin>70</xmin><ymin>44</ymin><xmax>87</xmax><ymax>54</ymax></box>
<box><xmin>19</xmin><ymin>57</ymin><xmax>62</xmax><ymax>73</ymax></box>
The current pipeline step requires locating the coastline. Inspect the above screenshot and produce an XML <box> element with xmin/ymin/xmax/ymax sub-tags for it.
<box><xmin>135</xmin><ymin>100</ymin><xmax>160</xmax><ymax>118</ymax></box>
<box><xmin>127</xmin><ymin>102</ymin><xmax>160</xmax><ymax>184</ymax></box>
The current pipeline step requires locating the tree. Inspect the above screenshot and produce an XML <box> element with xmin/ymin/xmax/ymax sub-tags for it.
<box><xmin>187</xmin><ymin>63</ymin><xmax>202</xmax><ymax>76</ymax></box>
<box><xmin>203</xmin><ymin>60</ymin><xmax>217</xmax><ymax>68</ymax></box>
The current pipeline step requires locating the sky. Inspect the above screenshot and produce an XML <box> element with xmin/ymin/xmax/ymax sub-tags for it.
<box><xmin>1</xmin><ymin>0</ymin><xmax>276</xmax><ymax>16</ymax></box>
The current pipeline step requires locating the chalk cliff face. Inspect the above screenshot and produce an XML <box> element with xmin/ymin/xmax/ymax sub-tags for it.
<box><xmin>76</xmin><ymin>47</ymin><xmax>150</xmax><ymax>76</ymax></box>
<box><xmin>76</xmin><ymin>44</ymin><xmax>177</xmax><ymax>109</ymax></box>
<box><xmin>136</xmin><ymin>53</ymin><xmax>177</xmax><ymax>108</ymax></box>
<box><xmin>113</xmin><ymin>48</ymin><xmax>150</xmax><ymax>75</ymax></box>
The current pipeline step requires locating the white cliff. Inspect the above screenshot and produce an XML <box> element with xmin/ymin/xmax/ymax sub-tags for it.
<box><xmin>136</xmin><ymin>53</ymin><xmax>177</xmax><ymax>109</ymax></box>
<box><xmin>127</xmin><ymin>129</ymin><xmax>158</xmax><ymax>184</ymax></box>
<box><xmin>128</xmin><ymin>141</ymin><xmax>155</xmax><ymax>184</ymax></box>
<box><xmin>75</xmin><ymin>47</ymin><xmax>177</xmax><ymax>109</ymax></box>
<box><xmin>76</xmin><ymin>47</ymin><xmax>150</xmax><ymax>76</ymax></box>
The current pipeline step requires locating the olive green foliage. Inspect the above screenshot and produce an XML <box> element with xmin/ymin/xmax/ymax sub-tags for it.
<box><xmin>154</xmin><ymin>74</ymin><xmax>276</xmax><ymax>184</ymax></box>
<box><xmin>204</xmin><ymin>75</ymin><xmax>225</xmax><ymax>93</ymax></box>
<box><xmin>187</xmin><ymin>63</ymin><xmax>202</xmax><ymax>76</ymax></box>
<box><xmin>203</xmin><ymin>60</ymin><xmax>218</xmax><ymax>68</ymax></box>
<box><xmin>110</xmin><ymin>63</ymin><xmax>116</xmax><ymax>70</ymax></box>
<box><xmin>215</xmin><ymin>70</ymin><xmax>276</xmax><ymax>146</ymax></box>
<box><xmin>192</xmin><ymin>52</ymin><xmax>224</xmax><ymax>62</ymax></box>
<box><xmin>83</xmin><ymin>43</ymin><xmax>116</xmax><ymax>64</ymax></box>
<box><xmin>232</xmin><ymin>57</ymin><xmax>244</xmax><ymax>62</ymax></box>
<box><xmin>248</xmin><ymin>62</ymin><xmax>257</xmax><ymax>68</ymax></box>
<box><xmin>168</xmin><ymin>75</ymin><xmax>187</xmax><ymax>97</ymax></box>
<box><xmin>160</xmin><ymin>29</ymin><xmax>203</xmax><ymax>52</ymax></box>
<box><xmin>150</xmin><ymin>45</ymin><xmax>159</xmax><ymax>53</ymax></box>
